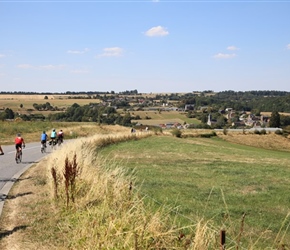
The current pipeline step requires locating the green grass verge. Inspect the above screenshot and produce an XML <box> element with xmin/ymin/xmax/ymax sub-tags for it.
<box><xmin>98</xmin><ymin>135</ymin><xmax>290</xmax><ymax>248</ymax></box>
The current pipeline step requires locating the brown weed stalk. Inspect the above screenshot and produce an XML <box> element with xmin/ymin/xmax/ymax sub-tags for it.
<box><xmin>63</xmin><ymin>153</ymin><xmax>81</xmax><ymax>208</ymax></box>
<box><xmin>236</xmin><ymin>212</ymin><xmax>246</xmax><ymax>250</ymax></box>
<box><xmin>51</xmin><ymin>166</ymin><xmax>58</xmax><ymax>199</ymax></box>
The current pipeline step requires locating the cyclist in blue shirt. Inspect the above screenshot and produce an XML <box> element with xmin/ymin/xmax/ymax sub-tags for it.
<box><xmin>41</xmin><ymin>131</ymin><xmax>48</xmax><ymax>148</ymax></box>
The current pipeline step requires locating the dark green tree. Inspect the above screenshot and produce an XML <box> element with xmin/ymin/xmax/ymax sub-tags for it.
<box><xmin>269</xmin><ymin>111</ymin><xmax>280</xmax><ymax>127</ymax></box>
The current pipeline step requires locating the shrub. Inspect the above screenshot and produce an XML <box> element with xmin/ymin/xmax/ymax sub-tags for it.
<box><xmin>254</xmin><ymin>129</ymin><xmax>261</xmax><ymax>135</ymax></box>
<box><xmin>275</xmin><ymin>129</ymin><xmax>283</xmax><ymax>135</ymax></box>
<box><xmin>260</xmin><ymin>129</ymin><xmax>267</xmax><ymax>135</ymax></box>
<box><xmin>171</xmin><ymin>128</ymin><xmax>182</xmax><ymax>138</ymax></box>
<box><xmin>200</xmin><ymin>131</ymin><xmax>217</xmax><ymax>138</ymax></box>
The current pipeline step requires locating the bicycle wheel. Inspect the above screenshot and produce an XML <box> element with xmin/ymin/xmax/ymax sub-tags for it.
<box><xmin>19</xmin><ymin>151</ymin><xmax>22</xmax><ymax>162</ymax></box>
<box><xmin>41</xmin><ymin>143</ymin><xmax>46</xmax><ymax>153</ymax></box>
<box><xmin>16</xmin><ymin>151</ymin><xmax>21</xmax><ymax>163</ymax></box>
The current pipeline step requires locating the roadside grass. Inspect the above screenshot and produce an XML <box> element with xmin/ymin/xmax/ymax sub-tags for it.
<box><xmin>0</xmin><ymin>121</ymin><xmax>128</xmax><ymax>144</ymax></box>
<box><xmin>98</xmin><ymin>135</ymin><xmax>290</xmax><ymax>248</ymax></box>
<box><xmin>1</xmin><ymin>131</ymin><xmax>223</xmax><ymax>249</ymax></box>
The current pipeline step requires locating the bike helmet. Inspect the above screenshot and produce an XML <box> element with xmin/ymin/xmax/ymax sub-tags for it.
<box><xmin>17</xmin><ymin>133</ymin><xmax>21</xmax><ymax>136</ymax></box>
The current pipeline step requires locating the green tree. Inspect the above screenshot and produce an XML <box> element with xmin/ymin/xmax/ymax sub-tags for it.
<box><xmin>269</xmin><ymin>111</ymin><xmax>280</xmax><ymax>127</ymax></box>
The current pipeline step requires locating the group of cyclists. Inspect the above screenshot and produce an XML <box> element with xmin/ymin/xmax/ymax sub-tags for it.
<box><xmin>7</xmin><ymin>129</ymin><xmax>64</xmax><ymax>162</ymax></box>
<box><xmin>41</xmin><ymin>129</ymin><xmax>64</xmax><ymax>149</ymax></box>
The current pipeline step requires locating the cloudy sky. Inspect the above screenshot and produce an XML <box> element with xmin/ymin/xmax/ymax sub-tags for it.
<box><xmin>0</xmin><ymin>0</ymin><xmax>290</xmax><ymax>93</ymax></box>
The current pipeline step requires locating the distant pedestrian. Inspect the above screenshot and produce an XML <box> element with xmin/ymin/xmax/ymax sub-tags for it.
<box><xmin>0</xmin><ymin>144</ymin><xmax>4</xmax><ymax>155</ymax></box>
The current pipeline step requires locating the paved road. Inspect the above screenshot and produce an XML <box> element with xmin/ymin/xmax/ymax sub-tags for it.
<box><xmin>0</xmin><ymin>142</ymin><xmax>51</xmax><ymax>217</ymax></box>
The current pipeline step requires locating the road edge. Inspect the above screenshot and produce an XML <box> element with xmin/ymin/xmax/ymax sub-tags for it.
<box><xmin>0</xmin><ymin>163</ymin><xmax>35</xmax><ymax>218</ymax></box>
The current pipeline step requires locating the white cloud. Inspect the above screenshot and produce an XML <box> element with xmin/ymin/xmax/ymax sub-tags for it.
<box><xmin>17</xmin><ymin>64</ymin><xmax>34</xmax><ymax>69</ymax></box>
<box><xmin>17</xmin><ymin>64</ymin><xmax>65</xmax><ymax>70</ymax></box>
<box><xmin>67</xmin><ymin>48</ymin><xmax>90</xmax><ymax>54</ymax></box>
<box><xmin>0</xmin><ymin>54</ymin><xmax>6</xmax><ymax>58</ymax></box>
<box><xmin>70</xmin><ymin>69</ymin><xmax>89</xmax><ymax>74</ymax></box>
<box><xmin>39</xmin><ymin>64</ymin><xmax>65</xmax><ymax>70</ymax></box>
<box><xmin>145</xmin><ymin>26</ymin><xmax>169</xmax><ymax>37</ymax></box>
<box><xmin>287</xmin><ymin>44</ymin><xmax>290</xmax><ymax>50</ymax></box>
<box><xmin>97</xmin><ymin>47</ymin><xmax>124</xmax><ymax>57</ymax></box>
<box><xmin>213</xmin><ymin>53</ymin><xmax>236</xmax><ymax>59</ymax></box>
<box><xmin>227</xmin><ymin>46</ymin><xmax>240</xmax><ymax>51</ymax></box>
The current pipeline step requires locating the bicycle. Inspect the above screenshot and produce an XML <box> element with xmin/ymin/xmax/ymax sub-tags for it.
<box><xmin>49</xmin><ymin>138</ymin><xmax>57</xmax><ymax>150</ymax></box>
<box><xmin>57</xmin><ymin>137</ymin><xmax>63</xmax><ymax>146</ymax></box>
<box><xmin>16</xmin><ymin>146</ymin><xmax>23</xmax><ymax>163</ymax></box>
<box><xmin>41</xmin><ymin>141</ymin><xmax>47</xmax><ymax>153</ymax></box>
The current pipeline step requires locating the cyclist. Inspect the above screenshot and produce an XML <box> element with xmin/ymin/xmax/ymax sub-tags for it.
<box><xmin>15</xmin><ymin>133</ymin><xmax>25</xmax><ymax>160</ymax></box>
<box><xmin>41</xmin><ymin>131</ymin><xmax>48</xmax><ymax>150</ymax></box>
<box><xmin>57</xmin><ymin>129</ymin><xmax>64</xmax><ymax>144</ymax></box>
<box><xmin>50</xmin><ymin>128</ymin><xmax>57</xmax><ymax>145</ymax></box>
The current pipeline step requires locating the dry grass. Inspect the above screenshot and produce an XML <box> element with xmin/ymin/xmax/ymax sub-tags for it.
<box><xmin>217</xmin><ymin>132</ymin><xmax>290</xmax><ymax>152</ymax></box>
<box><xmin>1</xmin><ymin>130</ymin><xmax>221</xmax><ymax>249</ymax></box>
<box><xmin>0</xmin><ymin>94</ymin><xmax>99</xmax><ymax>114</ymax></box>
<box><xmin>2</xmin><ymin>126</ymin><xmax>290</xmax><ymax>249</ymax></box>
<box><xmin>0</xmin><ymin>122</ymin><xmax>129</xmax><ymax>145</ymax></box>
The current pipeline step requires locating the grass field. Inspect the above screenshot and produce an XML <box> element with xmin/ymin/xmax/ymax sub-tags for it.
<box><xmin>1</xmin><ymin>127</ymin><xmax>290</xmax><ymax>249</ymax></box>
<box><xmin>0</xmin><ymin>94</ymin><xmax>100</xmax><ymax>115</ymax></box>
<box><xmin>130</xmin><ymin>110</ymin><xmax>200</xmax><ymax>125</ymax></box>
<box><xmin>97</xmin><ymin>134</ymin><xmax>290</xmax><ymax>248</ymax></box>
<box><xmin>0</xmin><ymin>121</ymin><xmax>121</xmax><ymax>144</ymax></box>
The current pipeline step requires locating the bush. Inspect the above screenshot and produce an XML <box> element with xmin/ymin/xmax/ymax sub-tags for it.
<box><xmin>171</xmin><ymin>128</ymin><xmax>182</xmax><ymax>138</ymax></box>
<box><xmin>260</xmin><ymin>129</ymin><xmax>267</xmax><ymax>135</ymax></box>
<box><xmin>199</xmin><ymin>132</ymin><xmax>217</xmax><ymax>138</ymax></box>
<box><xmin>275</xmin><ymin>129</ymin><xmax>283</xmax><ymax>135</ymax></box>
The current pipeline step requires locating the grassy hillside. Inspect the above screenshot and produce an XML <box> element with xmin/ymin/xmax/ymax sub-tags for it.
<box><xmin>1</xmin><ymin>127</ymin><xmax>290</xmax><ymax>249</ymax></box>
<box><xmin>98</xmin><ymin>134</ymin><xmax>290</xmax><ymax>248</ymax></box>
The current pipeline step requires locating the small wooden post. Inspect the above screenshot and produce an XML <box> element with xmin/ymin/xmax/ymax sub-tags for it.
<box><xmin>220</xmin><ymin>230</ymin><xmax>226</xmax><ymax>250</ymax></box>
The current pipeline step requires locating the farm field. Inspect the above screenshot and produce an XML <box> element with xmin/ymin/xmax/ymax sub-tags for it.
<box><xmin>130</xmin><ymin>110</ymin><xmax>200</xmax><ymax>126</ymax></box>
<box><xmin>0</xmin><ymin>94</ymin><xmax>100</xmax><ymax>115</ymax></box>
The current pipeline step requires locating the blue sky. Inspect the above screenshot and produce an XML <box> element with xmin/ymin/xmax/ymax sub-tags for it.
<box><xmin>0</xmin><ymin>0</ymin><xmax>290</xmax><ymax>93</ymax></box>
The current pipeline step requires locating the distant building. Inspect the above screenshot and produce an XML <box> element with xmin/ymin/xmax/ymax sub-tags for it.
<box><xmin>184</xmin><ymin>104</ymin><xmax>194</xmax><ymax>111</ymax></box>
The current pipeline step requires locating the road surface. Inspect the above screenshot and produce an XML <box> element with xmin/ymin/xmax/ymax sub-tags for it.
<box><xmin>0</xmin><ymin>142</ymin><xmax>52</xmax><ymax>217</ymax></box>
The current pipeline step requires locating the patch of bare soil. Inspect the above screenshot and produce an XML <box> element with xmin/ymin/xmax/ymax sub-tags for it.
<box><xmin>0</xmin><ymin>159</ymin><xmax>49</xmax><ymax>250</ymax></box>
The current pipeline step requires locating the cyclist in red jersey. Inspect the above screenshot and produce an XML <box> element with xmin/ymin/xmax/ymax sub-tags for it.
<box><xmin>15</xmin><ymin>133</ymin><xmax>25</xmax><ymax>160</ymax></box>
